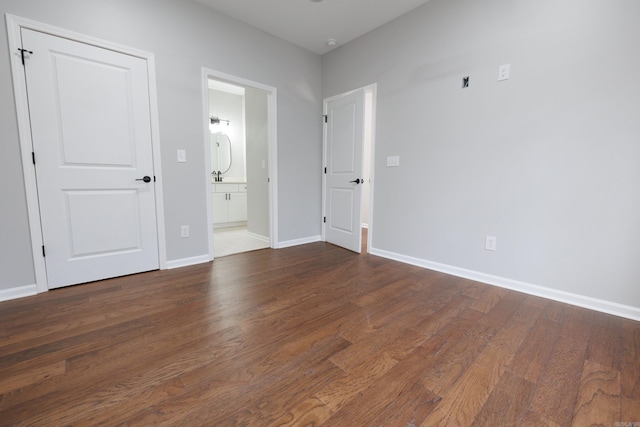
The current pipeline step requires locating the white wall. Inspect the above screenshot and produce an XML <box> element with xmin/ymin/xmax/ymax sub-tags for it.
<box><xmin>322</xmin><ymin>0</ymin><xmax>640</xmax><ymax>314</ymax></box>
<box><xmin>245</xmin><ymin>88</ymin><xmax>270</xmax><ymax>238</ymax></box>
<box><xmin>0</xmin><ymin>0</ymin><xmax>322</xmax><ymax>293</ymax></box>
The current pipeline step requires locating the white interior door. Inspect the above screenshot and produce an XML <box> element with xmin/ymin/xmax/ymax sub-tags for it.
<box><xmin>22</xmin><ymin>28</ymin><xmax>159</xmax><ymax>289</ymax></box>
<box><xmin>324</xmin><ymin>88</ymin><xmax>365</xmax><ymax>253</ymax></box>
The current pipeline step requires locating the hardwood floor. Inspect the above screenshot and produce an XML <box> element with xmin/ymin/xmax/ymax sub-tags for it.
<box><xmin>0</xmin><ymin>240</ymin><xmax>639</xmax><ymax>426</ymax></box>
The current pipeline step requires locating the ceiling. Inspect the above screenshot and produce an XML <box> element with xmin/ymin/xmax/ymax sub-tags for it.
<box><xmin>193</xmin><ymin>0</ymin><xmax>432</xmax><ymax>55</ymax></box>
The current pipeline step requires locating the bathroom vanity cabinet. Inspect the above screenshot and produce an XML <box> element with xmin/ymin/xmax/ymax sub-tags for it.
<box><xmin>212</xmin><ymin>183</ymin><xmax>247</xmax><ymax>226</ymax></box>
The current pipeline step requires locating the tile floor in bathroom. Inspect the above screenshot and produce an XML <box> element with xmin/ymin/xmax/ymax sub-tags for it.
<box><xmin>213</xmin><ymin>226</ymin><xmax>270</xmax><ymax>258</ymax></box>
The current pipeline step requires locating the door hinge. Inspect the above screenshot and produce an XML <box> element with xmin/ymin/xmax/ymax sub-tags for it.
<box><xmin>32</xmin><ymin>152</ymin><xmax>36</xmax><ymax>165</ymax></box>
<box><xmin>18</xmin><ymin>48</ymin><xmax>33</xmax><ymax>66</ymax></box>
<box><xmin>324</xmin><ymin>167</ymin><xmax>327</xmax><ymax>174</ymax></box>
<box><xmin>42</xmin><ymin>245</ymin><xmax>46</xmax><ymax>257</ymax></box>
<box><xmin>323</xmin><ymin>216</ymin><xmax>326</xmax><ymax>223</ymax></box>
<box><xmin>323</xmin><ymin>115</ymin><xmax>328</xmax><ymax>123</ymax></box>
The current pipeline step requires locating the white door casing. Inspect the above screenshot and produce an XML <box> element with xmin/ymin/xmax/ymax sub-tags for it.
<box><xmin>323</xmin><ymin>88</ymin><xmax>366</xmax><ymax>253</ymax></box>
<box><xmin>202</xmin><ymin>68</ymin><xmax>278</xmax><ymax>258</ymax></box>
<box><xmin>21</xmin><ymin>28</ymin><xmax>159</xmax><ymax>289</ymax></box>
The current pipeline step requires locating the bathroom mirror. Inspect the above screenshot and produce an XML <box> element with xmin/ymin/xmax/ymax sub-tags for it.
<box><xmin>211</xmin><ymin>132</ymin><xmax>232</xmax><ymax>176</ymax></box>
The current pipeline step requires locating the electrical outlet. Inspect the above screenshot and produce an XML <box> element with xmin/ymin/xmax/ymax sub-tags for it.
<box><xmin>498</xmin><ymin>64</ymin><xmax>510</xmax><ymax>81</ymax></box>
<box><xmin>485</xmin><ymin>236</ymin><xmax>497</xmax><ymax>251</ymax></box>
<box><xmin>181</xmin><ymin>225</ymin><xmax>189</xmax><ymax>238</ymax></box>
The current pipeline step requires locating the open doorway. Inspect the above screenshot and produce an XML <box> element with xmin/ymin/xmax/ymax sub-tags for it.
<box><xmin>202</xmin><ymin>69</ymin><xmax>278</xmax><ymax>259</ymax></box>
<box><xmin>361</xmin><ymin>86</ymin><xmax>375</xmax><ymax>253</ymax></box>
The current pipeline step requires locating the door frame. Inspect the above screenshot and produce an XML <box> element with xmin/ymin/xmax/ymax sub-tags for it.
<box><xmin>6</xmin><ymin>14</ymin><xmax>167</xmax><ymax>293</ymax></box>
<box><xmin>201</xmin><ymin>68</ymin><xmax>278</xmax><ymax>259</ymax></box>
<box><xmin>322</xmin><ymin>84</ymin><xmax>377</xmax><ymax>253</ymax></box>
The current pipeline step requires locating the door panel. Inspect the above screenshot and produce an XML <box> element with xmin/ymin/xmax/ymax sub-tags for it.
<box><xmin>227</xmin><ymin>193</ymin><xmax>248</xmax><ymax>223</ymax></box>
<box><xmin>212</xmin><ymin>193</ymin><xmax>228</xmax><ymax>224</ymax></box>
<box><xmin>54</xmin><ymin>54</ymin><xmax>136</xmax><ymax>166</ymax></box>
<box><xmin>325</xmin><ymin>88</ymin><xmax>365</xmax><ymax>253</ymax></box>
<box><xmin>330</xmin><ymin>103</ymin><xmax>357</xmax><ymax>173</ymax></box>
<box><xmin>64</xmin><ymin>190</ymin><xmax>142</xmax><ymax>257</ymax></box>
<box><xmin>22</xmin><ymin>28</ymin><xmax>159</xmax><ymax>289</ymax></box>
<box><xmin>329</xmin><ymin>188</ymin><xmax>355</xmax><ymax>233</ymax></box>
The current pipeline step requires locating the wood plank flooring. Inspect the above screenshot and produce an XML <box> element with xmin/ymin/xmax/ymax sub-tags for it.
<box><xmin>0</xmin><ymin>240</ymin><xmax>639</xmax><ymax>426</ymax></box>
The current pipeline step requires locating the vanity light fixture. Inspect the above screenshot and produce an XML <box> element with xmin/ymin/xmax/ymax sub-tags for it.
<box><xmin>210</xmin><ymin>117</ymin><xmax>230</xmax><ymax>126</ymax></box>
<box><xmin>209</xmin><ymin>116</ymin><xmax>230</xmax><ymax>133</ymax></box>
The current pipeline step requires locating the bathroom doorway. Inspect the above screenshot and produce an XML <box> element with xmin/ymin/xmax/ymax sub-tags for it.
<box><xmin>202</xmin><ymin>69</ymin><xmax>278</xmax><ymax>259</ymax></box>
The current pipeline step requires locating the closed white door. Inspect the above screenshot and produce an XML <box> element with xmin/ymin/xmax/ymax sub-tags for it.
<box><xmin>22</xmin><ymin>29</ymin><xmax>159</xmax><ymax>289</ymax></box>
<box><xmin>324</xmin><ymin>88</ymin><xmax>365</xmax><ymax>253</ymax></box>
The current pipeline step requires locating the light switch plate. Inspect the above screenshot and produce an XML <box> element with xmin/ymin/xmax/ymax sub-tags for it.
<box><xmin>177</xmin><ymin>149</ymin><xmax>186</xmax><ymax>163</ymax></box>
<box><xmin>387</xmin><ymin>156</ymin><xmax>400</xmax><ymax>167</ymax></box>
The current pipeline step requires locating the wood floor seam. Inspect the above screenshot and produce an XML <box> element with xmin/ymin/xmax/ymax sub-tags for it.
<box><xmin>0</xmin><ymin>237</ymin><xmax>637</xmax><ymax>425</ymax></box>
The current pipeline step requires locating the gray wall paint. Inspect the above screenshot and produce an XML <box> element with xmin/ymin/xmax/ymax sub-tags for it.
<box><xmin>245</xmin><ymin>88</ymin><xmax>270</xmax><ymax>238</ymax></box>
<box><xmin>322</xmin><ymin>0</ymin><xmax>640</xmax><ymax>307</ymax></box>
<box><xmin>0</xmin><ymin>44</ymin><xmax>34</xmax><ymax>288</ymax></box>
<box><xmin>0</xmin><ymin>0</ymin><xmax>322</xmax><ymax>291</ymax></box>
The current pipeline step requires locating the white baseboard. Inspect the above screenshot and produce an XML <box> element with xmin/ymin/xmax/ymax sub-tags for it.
<box><xmin>213</xmin><ymin>221</ymin><xmax>247</xmax><ymax>230</ymax></box>
<box><xmin>277</xmin><ymin>235</ymin><xmax>322</xmax><ymax>249</ymax></box>
<box><xmin>165</xmin><ymin>254</ymin><xmax>211</xmax><ymax>270</ymax></box>
<box><xmin>246</xmin><ymin>231</ymin><xmax>270</xmax><ymax>243</ymax></box>
<box><xmin>0</xmin><ymin>284</ymin><xmax>38</xmax><ymax>302</ymax></box>
<box><xmin>370</xmin><ymin>247</ymin><xmax>640</xmax><ymax>322</ymax></box>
